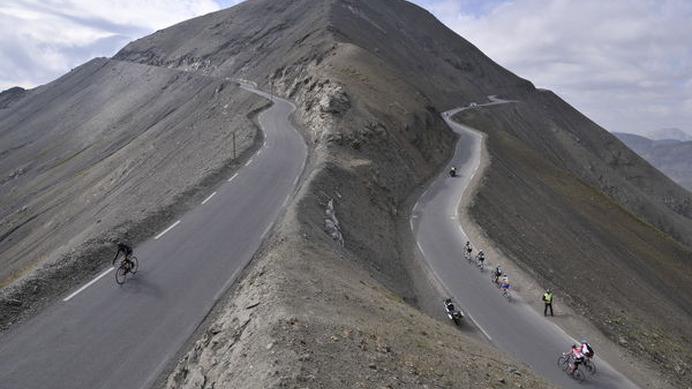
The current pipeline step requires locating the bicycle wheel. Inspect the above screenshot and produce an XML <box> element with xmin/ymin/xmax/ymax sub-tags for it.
<box><xmin>115</xmin><ymin>266</ymin><xmax>128</xmax><ymax>284</ymax></box>
<box><xmin>585</xmin><ymin>360</ymin><xmax>597</xmax><ymax>375</ymax></box>
<box><xmin>129</xmin><ymin>256</ymin><xmax>139</xmax><ymax>274</ymax></box>
<box><xmin>557</xmin><ymin>354</ymin><xmax>570</xmax><ymax>370</ymax></box>
<box><xmin>572</xmin><ymin>369</ymin><xmax>585</xmax><ymax>382</ymax></box>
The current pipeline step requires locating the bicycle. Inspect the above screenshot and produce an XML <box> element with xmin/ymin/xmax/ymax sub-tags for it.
<box><xmin>476</xmin><ymin>256</ymin><xmax>485</xmax><ymax>271</ymax></box>
<box><xmin>557</xmin><ymin>352</ymin><xmax>571</xmax><ymax>370</ymax></box>
<box><xmin>113</xmin><ymin>255</ymin><xmax>138</xmax><ymax>284</ymax></box>
<box><xmin>583</xmin><ymin>357</ymin><xmax>597</xmax><ymax>375</ymax></box>
<box><xmin>501</xmin><ymin>286</ymin><xmax>512</xmax><ymax>301</ymax></box>
<box><xmin>568</xmin><ymin>365</ymin><xmax>586</xmax><ymax>382</ymax></box>
<box><xmin>558</xmin><ymin>353</ymin><xmax>585</xmax><ymax>382</ymax></box>
<box><xmin>464</xmin><ymin>250</ymin><xmax>473</xmax><ymax>263</ymax></box>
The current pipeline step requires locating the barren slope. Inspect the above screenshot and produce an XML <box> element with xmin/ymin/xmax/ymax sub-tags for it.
<box><xmin>125</xmin><ymin>0</ymin><xmax>690</xmax><ymax>386</ymax></box>
<box><xmin>0</xmin><ymin>58</ymin><xmax>264</xmax><ymax>326</ymax></box>
<box><xmin>1</xmin><ymin>0</ymin><xmax>690</xmax><ymax>387</ymax></box>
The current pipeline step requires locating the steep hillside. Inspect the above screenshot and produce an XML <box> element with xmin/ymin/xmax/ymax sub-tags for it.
<box><xmin>0</xmin><ymin>0</ymin><xmax>558</xmax><ymax>387</ymax></box>
<box><xmin>113</xmin><ymin>0</ymin><xmax>463</xmax><ymax>298</ymax></box>
<box><xmin>455</xmin><ymin>97</ymin><xmax>692</xmax><ymax>386</ymax></box>
<box><xmin>0</xmin><ymin>58</ymin><xmax>264</xmax><ymax>321</ymax></box>
<box><xmin>2</xmin><ymin>0</ymin><xmax>691</xmax><ymax>387</ymax></box>
<box><xmin>615</xmin><ymin>132</ymin><xmax>692</xmax><ymax>191</ymax></box>
<box><xmin>115</xmin><ymin>0</ymin><xmax>692</xmax><ymax>386</ymax></box>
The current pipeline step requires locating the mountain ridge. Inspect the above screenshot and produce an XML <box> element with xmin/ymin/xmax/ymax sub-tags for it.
<box><xmin>116</xmin><ymin>0</ymin><xmax>691</xmax><ymax>386</ymax></box>
<box><xmin>1</xmin><ymin>0</ymin><xmax>690</xmax><ymax>387</ymax></box>
<box><xmin>644</xmin><ymin>127</ymin><xmax>692</xmax><ymax>142</ymax></box>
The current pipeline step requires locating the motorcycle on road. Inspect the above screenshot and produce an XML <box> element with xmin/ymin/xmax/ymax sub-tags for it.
<box><xmin>443</xmin><ymin>298</ymin><xmax>464</xmax><ymax>326</ymax></box>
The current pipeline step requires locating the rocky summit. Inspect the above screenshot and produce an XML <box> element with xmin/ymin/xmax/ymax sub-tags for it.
<box><xmin>1</xmin><ymin>0</ymin><xmax>690</xmax><ymax>388</ymax></box>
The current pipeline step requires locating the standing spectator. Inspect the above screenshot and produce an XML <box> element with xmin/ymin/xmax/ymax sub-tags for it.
<box><xmin>542</xmin><ymin>289</ymin><xmax>554</xmax><ymax>316</ymax></box>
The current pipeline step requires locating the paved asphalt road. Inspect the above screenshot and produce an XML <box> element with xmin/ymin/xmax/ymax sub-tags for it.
<box><xmin>0</xmin><ymin>83</ymin><xmax>307</xmax><ymax>389</ymax></box>
<box><xmin>411</xmin><ymin>102</ymin><xmax>638</xmax><ymax>388</ymax></box>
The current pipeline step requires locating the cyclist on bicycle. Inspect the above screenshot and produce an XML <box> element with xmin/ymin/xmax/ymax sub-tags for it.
<box><xmin>493</xmin><ymin>265</ymin><xmax>503</xmax><ymax>284</ymax></box>
<box><xmin>113</xmin><ymin>242</ymin><xmax>134</xmax><ymax>268</ymax></box>
<box><xmin>500</xmin><ymin>275</ymin><xmax>511</xmax><ymax>293</ymax></box>
<box><xmin>476</xmin><ymin>250</ymin><xmax>485</xmax><ymax>267</ymax></box>
<box><xmin>465</xmin><ymin>241</ymin><xmax>473</xmax><ymax>255</ymax></box>
<box><xmin>581</xmin><ymin>339</ymin><xmax>595</xmax><ymax>359</ymax></box>
<box><xmin>569</xmin><ymin>344</ymin><xmax>585</xmax><ymax>373</ymax></box>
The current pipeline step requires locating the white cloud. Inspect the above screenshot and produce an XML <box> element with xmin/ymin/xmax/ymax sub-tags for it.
<box><xmin>0</xmin><ymin>0</ymin><xmax>223</xmax><ymax>90</ymax></box>
<box><xmin>415</xmin><ymin>0</ymin><xmax>692</xmax><ymax>134</ymax></box>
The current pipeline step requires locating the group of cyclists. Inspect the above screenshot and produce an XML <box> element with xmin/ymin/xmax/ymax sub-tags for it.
<box><xmin>463</xmin><ymin>241</ymin><xmax>597</xmax><ymax>380</ymax></box>
<box><xmin>464</xmin><ymin>241</ymin><xmax>511</xmax><ymax>296</ymax></box>
<box><xmin>464</xmin><ymin>240</ymin><xmax>485</xmax><ymax>267</ymax></box>
<box><xmin>566</xmin><ymin>340</ymin><xmax>596</xmax><ymax>374</ymax></box>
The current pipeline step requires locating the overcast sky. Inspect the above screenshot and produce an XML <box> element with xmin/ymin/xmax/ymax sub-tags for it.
<box><xmin>1</xmin><ymin>0</ymin><xmax>690</xmax><ymax>135</ymax></box>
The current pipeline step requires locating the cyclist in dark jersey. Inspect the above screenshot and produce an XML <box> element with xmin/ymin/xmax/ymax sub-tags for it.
<box><xmin>113</xmin><ymin>242</ymin><xmax>134</xmax><ymax>268</ymax></box>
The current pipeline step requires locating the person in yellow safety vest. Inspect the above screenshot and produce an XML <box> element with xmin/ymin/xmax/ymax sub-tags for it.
<box><xmin>542</xmin><ymin>289</ymin><xmax>554</xmax><ymax>316</ymax></box>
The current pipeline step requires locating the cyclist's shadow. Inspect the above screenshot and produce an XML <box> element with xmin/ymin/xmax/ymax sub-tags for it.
<box><xmin>117</xmin><ymin>272</ymin><xmax>164</xmax><ymax>299</ymax></box>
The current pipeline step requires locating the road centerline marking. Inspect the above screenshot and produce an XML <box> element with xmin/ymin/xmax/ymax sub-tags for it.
<box><xmin>201</xmin><ymin>191</ymin><xmax>217</xmax><ymax>205</ymax></box>
<box><xmin>63</xmin><ymin>267</ymin><xmax>114</xmax><ymax>302</ymax></box>
<box><xmin>155</xmin><ymin>220</ymin><xmax>181</xmax><ymax>240</ymax></box>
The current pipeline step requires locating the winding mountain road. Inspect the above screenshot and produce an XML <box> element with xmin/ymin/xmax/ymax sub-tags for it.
<box><xmin>0</xmin><ymin>84</ymin><xmax>307</xmax><ymax>389</ymax></box>
<box><xmin>412</xmin><ymin>99</ymin><xmax>638</xmax><ymax>388</ymax></box>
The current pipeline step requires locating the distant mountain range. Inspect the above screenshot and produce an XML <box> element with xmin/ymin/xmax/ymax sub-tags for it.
<box><xmin>643</xmin><ymin>127</ymin><xmax>692</xmax><ymax>142</ymax></box>
<box><xmin>614</xmin><ymin>132</ymin><xmax>692</xmax><ymax>191</ymax></box>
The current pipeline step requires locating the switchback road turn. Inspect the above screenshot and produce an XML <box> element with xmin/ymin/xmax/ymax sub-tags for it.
<box><xmin>411</xmin><ymin>100</ymin><xmax>638</xmax><ymax>388</ymax></box>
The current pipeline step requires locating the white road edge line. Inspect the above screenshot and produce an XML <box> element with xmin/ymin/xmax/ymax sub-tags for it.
<box><xmin>201</xmin><ymin>191</ymin><xmax>217</xmax><ymax>205</ymax></box>
<box><xmin>245</xmin><ymin>158</ymin><xmax>253</xmax><ymax>166</ymax></box>
<box><xmin>63</xmin><ymin>267</ymin><xmax>114</xmax><ymax>302</ymax></box>
<box><xmin>228</xmin><ymin>172</ymin><xmax>239</xmax><ymax>182</ymax></box>
<box><xmin>262</xmin><ymin>224</ymin><xmax>272</xmax><ymax>239</ymax></box>
<box><xmin>416</xmin><ymin>241</ymin><xmax>426</xmax><ymax>257</ymax></box>
<box><xmin>155</xmin><ymin>220</ymin><xmax>181</xmax><ymax>240</ymax></box>
<box><xmin>466</xmin><ymin>312</ymin><xmax>493</xmax><ymax>341</ymax></box>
